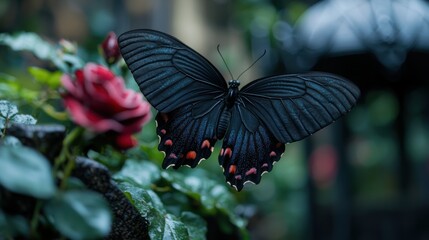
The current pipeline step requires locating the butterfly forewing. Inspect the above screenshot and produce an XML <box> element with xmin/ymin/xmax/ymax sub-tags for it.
<box><xmin>118</xmin><ymin>29</ymin><xmax>227</xmax><ymax>113</ymax></box>
<box><xmin>239</xmin><ymin>72</ymin><xmax>360</xmax><ymax>143</ymax></box>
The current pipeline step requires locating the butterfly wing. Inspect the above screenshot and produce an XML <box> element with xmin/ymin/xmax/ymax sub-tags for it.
<box><xmin>219</xmin><ymin>105</ymin><xmax>285</xmax><ymax>191</ymax></box>
<box><xmin>118</xmin><ymin>29</ymin><xmax>227</xmax><ymax>112</ymax></box>
<box><xmin>157</xmin><ymin>100</ymin><xmax>224</xmax><ymax>168</ymax></box>
<box><xmin>119</xmin><ymin>29</ymin><xmax>228</xmax><ymax>168</ymax></box>
<box><xmin>239</xmin><ymin>72</ymin><xmax>360</xmax><ymax>144</ymax></box>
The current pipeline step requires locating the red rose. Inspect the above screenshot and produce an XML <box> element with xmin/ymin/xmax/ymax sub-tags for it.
<box><xmin>61</xmin><ymin>63</ymin><xmax>151</xmax><ymax>149</ymax></box>
<box><xmin>100</xmin><ymin>32</ymin><xmax>121</xmax><ymax>64</ymax></box>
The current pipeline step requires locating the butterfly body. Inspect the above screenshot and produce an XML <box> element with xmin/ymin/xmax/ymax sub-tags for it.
<box><xmin>118</xmin><ymin>29</ymin><xmax>360</xmax><ymax>190</ymax></box>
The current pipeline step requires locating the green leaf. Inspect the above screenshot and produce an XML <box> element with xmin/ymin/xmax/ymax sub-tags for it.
<box><xmin>0</xmin><ymin>32</ymin><xmax>53</xmax><ymax>60</ymax></box>
<box><xmin>113</xmin><ymin>159</ymin><xmax>161</xmax><ymax>188</ymax></box>
<box><xmin>1</xmin><ymin>136</ymin><xmax>22</xmax><ymax>146</ymax></box>
<box><xmin>0</xmin><ymin>100</ymin><xmax>37</xmax><ymax>128</ymax></box>
<box><xmin>11</xmin><ymin>114</ymin><xmax>37</xmax><ymax>125</ymax></box>
<box><xmin>0</xmin><ymin>145</ymin><xmax>56</xmax><ymax>198</ymax></box>
<box><xmin>28</xmin><ymin>67</ymin><xmax>62</xmax><ymax>88</ymax></box>
<box><xmin>0</xmin><ymin>99</ymin><xmax>18</xmax><ymax>118</ymax></box>
<box><xmin>44</xmin><ymin>190</ymin><xmax>112</xmax><ymax>240</ymax></box>
<box><xmin>162</xmin><ymin>169</ymin><xmax>247</xmax><ymax>229</ymax></box>
<box><xmin>118</xmin><ymin>182</ymin><xmax>190</xmax><ymax>240</ymax></box>
<box><xmin>0</xmin><ymin>210</ymin><xmax>29</xmax><ymax>238</ymax></box>
<box><xmin>180</xmin><ymin>211</ymin><xmax>207</xmax><ymax>240</ymax></box>
<box><xmin>0</xmin><ymin>32</ymin><xmax>84</xmax><ymax>72</ymax></box>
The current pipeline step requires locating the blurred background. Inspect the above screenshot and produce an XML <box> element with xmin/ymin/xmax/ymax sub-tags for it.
<box><xmin>2</xmin><ymin>0</ymin><xmax>429</xmax><ymax>239</ymax></box>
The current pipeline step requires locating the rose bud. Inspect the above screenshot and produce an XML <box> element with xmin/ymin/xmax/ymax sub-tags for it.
<box><xmin>100</xmin><ymin>31</ymin><xmax>121</xmax><ymax>65</ymax></box>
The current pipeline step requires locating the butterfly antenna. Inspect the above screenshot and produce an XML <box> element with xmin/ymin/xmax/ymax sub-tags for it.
<box><xmin>217</xmin><ymin>44</ymin><xmax>234</xmax><ymax>80</ymax></box>
<box><xmin>237</xmin><ymin>49</ymin><xmax>266</xmax><ymax>80</ymax></box>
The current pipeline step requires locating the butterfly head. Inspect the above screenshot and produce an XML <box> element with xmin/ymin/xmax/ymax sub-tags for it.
<box><xmin>228</xmin><ymin>80</ymin><xmax>240</xmax><ymax>88</ymax></box>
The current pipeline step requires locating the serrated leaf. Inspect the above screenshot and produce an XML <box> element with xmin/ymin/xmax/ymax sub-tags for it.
<box><xmin>113</xmin><ymin>159</ymin><xmax>161</xmax><ymax>188</ymax></box>
<box><xmin>0</xmin><ymin>145</ymin><xmax>56</xmax><ymax>198</ymax></box>
<box><xmin>11</xmin><ymin>114</ymin><xmax>37</xmax><ymax>125</ymax></box>
<box><xmin>117</xmin><ymin>182</ymin><xmax>190</xmax><ymax>240</ymax></box>
<box><xmin>0</xmin><ymin>100</ymin><xmax>18</xmax><ymax>118</ymax></box>
<box><xmin>0</xmin><ymin>100</ymin><xmax>36</xmax><ymax>128</ymax></box>
<box><xmin>181</xmin><ymin>211</ymin><xmax>207</xmax><ymax>240</ymax></box>
<box><xmin>28</xmin><ymin>67</ymin><xmax>62</xmax><ymax>88</ymax></box>
<box><xmin>44</xmin><ymin>190</ymin><xmax>112</xmax><ymax>240</ymax></box>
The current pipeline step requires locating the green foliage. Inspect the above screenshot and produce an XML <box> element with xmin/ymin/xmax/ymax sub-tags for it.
<box><xmin>44</xmin><ymin>190</ymin><xmax>112</xmax><ymax>240</ymax></box>
<box><xmin>28</xmin><ymin>67</ymin><xmax>62</xmax><ymax>89</ymax></box>
<box><xmin>0</xmin><ymin>210</ymin><xmax>29</xmax><ymax>238</ymax></box>
<box><xmin>115</xmin><ymin>159</ymin><xmax>248</xmax><ymax>239</ymax></box>
<box><xmin>0</xmin><ymin>32</ymin><xmax>84</xmax><ymax>72</ymax></box>
<box><xmin>0</xmin><ymin>145</ymin><xmax>56</xmax><ymax>198</ymax></box>
<box><xmin>0</xmin><ymin>100</ymin><xmax>36</xmax><ymax>130</ymax></box>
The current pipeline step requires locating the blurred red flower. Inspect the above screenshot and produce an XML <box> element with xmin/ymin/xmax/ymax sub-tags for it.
<box><xmin>100</xmin><ymin>32</ymin><xmax>121</xmax><ymax>64</ymax></box>
<box><xmin>309</xmin><ymin>145</ymin><xmax>337</xmax><ymax>188</ymax></box>
<box><xmin>61</xmin><ymin>63</ymin><xmax>151</xmax><ymax>149</ymax></box>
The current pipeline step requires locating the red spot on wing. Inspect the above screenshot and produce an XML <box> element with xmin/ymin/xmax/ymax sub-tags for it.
<box><xmin>160</xmin><ymin>129</ymin><xmax>167</xmax><ymax>135</ymax></box>
<box><xmin>224</xmin><ymin>148</ymin><xmax>232</xmax><ymax>158</ymax></box>
<box><xmin>245</xmin><ymin>167</ymin><xmax>257</xmax><ymax>176</ymax></box>
<box><xmin>235</xmin><ymin>175</ymin><xmax>242</xmax><ymax>180</ymax></box>
<box><xmin>229</xmin><ymin>165</ymin><xmax>237</xmax><ymax>174</ymax></box>
<box><xmin>220</xmin><ymin>148</ymin><xmax>224</xmax><ymax>156</ymax></box>
<box><xmin>169</xmin><ymin>153</ymin><xmax>177</xmax><ymax>159</ymax></box>
<box><xmin>164</xmin><ymin>139</ymin><xmax>173</xmax><ymax>146</ymax></box>
<box><xmin>201</xmin><ymin>139</ymin><xmax>211</xmax><ymax>149</ymax></box>
<box><xmin>262</xmin><ymin>163</ymin><xmax>269</xmax><ymax>168</ymax></box>
<box><xmin>186</xmin><ymin>151</ymin><xmax>197</xmax><ymax>160</ymax></box>
<box><xmin>269</xmin><ymin>151</ymin><xmax>277</xmax><ymax>157</ymax></box>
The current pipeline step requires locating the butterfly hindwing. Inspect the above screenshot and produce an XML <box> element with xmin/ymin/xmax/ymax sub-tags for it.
<box><xmin>118</xmin><ymin>29</ymin><xmax>227</xmax><ymax>113</ymax></box>
<box><xmin>219</xmin><ymin>105</ymin><xmax>285</xmax><ymax>191</ymax></box>
<box><xmin>239</xmin><ymin>72</ymin><xmax>360</xmax><ymax>143</ymax></box>
<box><xmin>157</xmin><ymin>100</ymin><xmax>224</xmax><ymax>169</ymax></box>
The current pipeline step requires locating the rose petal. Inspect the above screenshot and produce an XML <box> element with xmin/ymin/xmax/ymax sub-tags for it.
<box><xmin>63</xmin><ymin>97</ymin><xmax>124</xmax><ymax>133</ymax></box>
<box><xmin>115</xmin><ymin>134</ymin><xmax>137</xmax><ymax>150</ymax></box>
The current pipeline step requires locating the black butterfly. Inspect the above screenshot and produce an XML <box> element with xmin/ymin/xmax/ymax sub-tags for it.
<box><xmin>118</xmin><ymin>29</ymin><xmax>360</xmax><ymax>191</ymax></box>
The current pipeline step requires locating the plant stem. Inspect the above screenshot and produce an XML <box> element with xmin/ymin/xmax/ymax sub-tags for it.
<box><xmin>53</xmin><ymin>127</ymin><xmax>84</xmax><ymax>189</ymax></box>
<box><xmin>30</xmin><ymin>200</ymin><xmax>42</xmax><ymax>238</ymax></box>
<box><xmin>54</xmin><ymin>127</ymin><xmax>84</xmax><ymax>170</ymax></box>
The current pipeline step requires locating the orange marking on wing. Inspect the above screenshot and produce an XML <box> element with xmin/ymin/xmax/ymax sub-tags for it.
<box><xmin>229</xmin><ymin>165</ymin><xmax>237</xmax><ymax>174</ymax></box>
<box><xmin>186</xmin><ymin>151</ymin><xmax>197</xmax><ymax>160</ymax></box>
